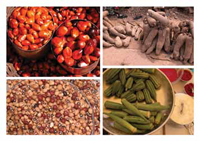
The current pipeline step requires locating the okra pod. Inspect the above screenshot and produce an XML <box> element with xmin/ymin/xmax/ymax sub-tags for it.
<box><xmin>122</xmin><ymin>109</ymin><xmax>151</xmax><ymax>118</ymax></box>
<box><xmin>132</xmin><ymin>123</ymin><xmax>154</xmax><ymax>130</ymax></box>
<box><xmin>113</xmin><ymin>122</ymin><xmax>132</xmax><ymax>134</ymax></box>
<box><xmin>140</xmin><ymin>69</ymin><xmax>155</xmax><ymax>74</ymax></box>
<box><xmin>104</xmin><ymin>85</ymin><xmax>113</xmax><ymax>97</ymax></box>
<box><xmin>133</xmin><ymin>103</ymin><xmax>170</xmax><ymax>112</ymax></box>
<box><xmin>121</xmin><ymin>99</ymin><xmax>148</xmax><ymax>121</ymax></box>
<box><xmin>104</xmin><ymin>101</ymin><xmax>125</xmax><ymax>110</ymax></box>
<box><xmin>155</xmin><ymin>112</ymin><xmax>163</xmax><ymax>125</ymax></box>
<box><xmin>110</xmin><ymin>111</ymin><xmax>128</xmax><ymax>118</ymax></box>
<box><xmin>105</xmin><ymin>113</ymin><xmax>137</xmax><ymax>133</ymax></box>
<box><xmin>124</xmin><ymin>116</ymin><xmax>150</xmax><ymax>124</ymax></box>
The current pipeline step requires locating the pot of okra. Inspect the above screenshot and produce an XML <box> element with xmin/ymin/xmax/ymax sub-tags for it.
<box><xmin>103</xmin><ymin>68</ymin><xmax>175</xmax><ymax>135</ymax></box>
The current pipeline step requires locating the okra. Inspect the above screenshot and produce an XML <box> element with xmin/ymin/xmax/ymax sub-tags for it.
<box><xmin>121</xmin><ymin>99</ymin><xmax>148</xmax><ymax>121</ymax></box>
<box><xmin>125</xmin><ymin>94</ymin><xmax>136</xmax><ymax>103</ymax></box>
<box><xmin>113</xmin><ymin>122</ymin><xmax>132</xmax><ymax>134</ymax></box>
<box><xmin>110</xmin><ymin>111</ymin><xmax>128</xmax><ymax>118</ymax></box>
<box><xmin>133</xmin><ymin>103</ymin><xmax>170</xmax><ymax>112</ymax></box>
<box><xmin>132</xmin><ymin>123</ymin><xmax>154</xmax><ymax>130</ymax></box>
<box><xmin>155</xmin><ymin>112</ymin><xmax>163</xmax><ymax>125</ymax></box>
<box><xmin>125</xmin><ymin>77</ymin><xmax>134</xmax><ymax>90</ymax></box>
<box><xmin>104</xmin><ymin>85</ymin><xmax>113</xmax><ymax>97</ymax></box>
<box><xmin>119</xmin><ymin>69</ymin><xmax>126</xmax><ymax>86</ymax></box>
<box><xmin>130</xmin><ymin>72</ymin><xmax>150</xmax><ymax>79</ymax></box>
<box><xmin>149</xmin><ymin>116</ymin><xmax>155</xmax><ymax>123</ymax></box>
<box><xmin>122</xmin><ymin>109</ymin><xmax>151</xmax><ymax>118</ymax></box>
<box><xmin>121</xmin><ymin>90</ymin><xmax>132</xmax><ymax>98</ymax></box>
<box><xmin>146</xmin><ymin>80</ymin><xmax>157</xmax><ymax>101</ymax></box>
<box><xmin>149</xmin><ymin>75</ymin><xmax>161</xmax><ymax>89</ymax></box>
<box><xmin>112</xmin><ymin>80</ymin><xmax>122</xmax><ymax>95</ymax></box>
<box><xmin>140</xmin><ymin>69</ymin><xmax>155</xmax><ymax>74</ymax></box>
<box><xmin>131</xmin><ymin>81</ymin><xmax>145</xmax><ymax>92</ymax></box>
<box><xmin>136</xmin><ymin>91</ymin><xmax>145</xmax><ymax>102</ymax></box>
<box><xmin>105</xmin><ymin>113</ymin><xmax>137</xmax><ymax>133</ymax></box>
<box><xmin>124</xmin><ymin>116</ymin><xmax>150</xmax><ymax>124</ymax></box>
<box><xmin>143</xmin><ymin>88</ymin><xmax>152</xmax><ymax>104</ymax></box>
<box><xmin>104</xmin><ymin>101</ymin><xmax>125</xmax><ymax>110</ymax></box>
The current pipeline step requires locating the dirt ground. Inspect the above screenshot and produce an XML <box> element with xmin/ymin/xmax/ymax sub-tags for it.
<box><xmin>103</xmin><ymin>7</ymin><xmax>193</xmax><ymax>66</ymax></box>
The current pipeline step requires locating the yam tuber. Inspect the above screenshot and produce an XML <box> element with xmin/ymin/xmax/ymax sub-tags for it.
<box><xmin>146</xmin><ymin>15</ymin><xmax>157</xmax><ymax>27</ymax></box>
<box><xmin>131</xmin><ymin>26</ymin><xmax>138</xmax><ymax>37</ymax></box>
<box><xmin>142</xmin><ymin>22</ymin><xmax>151</xmax><ymax>43</ymax></box>
<box><xmin>134</xmin><ymin>28</ymin><xmax>143</xmax><ymax>40</ymax></box>
<box><xmin>189</xmin><ymin>21</ymin><xmax>194</xmax><ymax>38</ymax></box>
<box><xmin>155</xmin><ymin>28</ymin><xmax>167</xmax><ymax>55</ymax></box>
<box><xmin>115</xmin><ymin>36</ymin><xmax>123</xmax><ymax>48</ymax></box>
<box><xmin>103</xmin><ymin>26</ymin><xmax>108</xmax><ymax>32</ymax></box>
<box><xmin>183</xmin><ymin>35</ymin><xmax>193</xmax><ymax>64</ymax></box>
<box><xmin>144</xmin><ymin>28</ymin><xmax>158</xmax><ymax>48</ymax></box>
<box><xmin>189</xmin><ymin>47</ymin><xmax>194</xmax><ymax>64</ymax></box>
<box><xmin>157</xmin><ymin>11</ymin><xmax>166</xmax><ymax>16</ymax></box>
<box><xmin>148</xmin><ymin>9</ymin><xmax>169</xmax><ymax>26</ymax></box>
<box><xmin>109</xmin><ymin>27</ymin><xmax>126</xmax><ymax>39</ymax></box>
<box><xmin>114</xmin><ymin>26</ymin><xmax>126</xmax><ymax>34</ymax></box>
<box><xmin>164</xmin><ymin>27</ymin><xmax>171</xmax><ymax>53</ymax></box>
<box><xmin>103</xmin><ymin>11</ymin><xmax>109</xmax><ymax>18</ymax></box>
<box><xmin>104</xmin><ymin>17</ymin><xmax>114</xmax><ymax>27</ymax></box>
<box><xmin>146</xmin><ymin>37</ymin><xmax>158</xmax><ymax>54</ymax></box>
<box><xmin>122</xmin><ymin>36</ymin><xmax>132</xmax><ymax>47</ymax></box>
<box><xmin>172</xmin><ymin>33</ymin><xmax>187</xmax><ymax>60</ymax></box>
<box><xmin>179</xmin><ymin>45</ymin><xmax>185</xmax><ymax>61</ymax></box>
<box><xmin>103</xmin><ymin>40</ymin><xmax>113</xmax><ymax>47</ymax></box>
<box><xmin>103</xmin><ymin>31</ymin><xmax>115</xmax><ymax>44</ymax></box>
<box><xmin>103</xmin><ymin>20</ymin><xmax>112</xmax><ymax>29</ymax></box>
<box><xmin>125</xmin><ymin>23</ymin><xmax>132</xmax><ymax>35</ymax></box>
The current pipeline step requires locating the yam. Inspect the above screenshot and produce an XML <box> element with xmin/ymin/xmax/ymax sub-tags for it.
<box><xmin>146</xmin><ymin>15</ymin><xmax>157</xmax><ymax>27</ymax></box>
<box><xmin>179</xmin><ymin>45</ymin><xmax>185</xmax><ymax>61</ymax></box>
<box><xmin>189</xmin><ymin>47</ymin><xmax>194</xmax><ymax>64</ymax></box>
<box><xmin>144</xmin><ymin>28</ymin><xmax>158</xmax><ymax>48</ymax></box>
<box><xmin>189</xmin><ymin>21</ymin><xmax>194</xmax><ymax>38</ymax></box>
<box><xmin>164</xmin><ymin>27</ymin><xmax>171</xmax><ymax>53</ymax></box>
<box><xmin>131</xmin><ymin>26</ymin><xmax>138</xmax><ymax>37</ymax></box>
<box><xmin>109</xmin><ymin>27</ymin><xmax>126</xmax><ymax>39</ymax></box>
<box><xmin>103</xmin><ymin>11</ymin><xmax>109</xmax><ymax>18</ymax></box>
<box><xmin>183</xmin><ymin>35</ymin><xmax>193</xmax><ymax>64</ymax></box>
<box><xmin>103</xmin><ymin>26</ymin><xmax>108</xmax><ymax>32</ymax></box>
<box><xmin>122</xmin><ymin>37</ymin><xmax>132</xmax><ymax>47</ymax></box>
<box><xmin>157</xmin><ymin>11</ymin><xmax>166</xmax><ymax>16</ymax></box>
<box><xmin>115</xmin><ymin>36</ymin><xmax>123</xmax><ymax>48</ymax></box>
<box><xmin>148</xmin><ymin>9</ymin><xmax>169</xmax><ymax>26</ymax></box>
<box><xmin>104</xmin><ymin>17</ymin><xmax>114</xmax><ymax>27</ymax></box>
<box><xmin>103</xmin><ymin>31</ymin><xmax>115</xmax><ymax>44</ymax></box>
<box><xmin>142</xmin><ymin>23</ymin><xmax>151</xmax><ymax>44</ymax></box>
<box><xmin>172</xmin><ymin>33</ymin><xmax>187</xmax><ymax>60</ymax></box>
<box><xmin>155</xmin><ymin>28</ymin><xmax>167</xmax><ymax>55</ymax></box>
<box><xmin>125</xmin><ymin>23</ymin><xmax>132</xmax><ymax>35</ymax></box>
<box><xmin>134</xmin><ymin>28</ymin><xmax>143</xmax><ymax>40</ymax></box>
<box><xmin>103</xmin><ymin>40</ymin><xmax>113</xmax><ymax>48</ymax></box>
<box><xmin>181</xmin><ymin>27</ymin><xmax>189</xmax><ymax>33</ymax></box>
<box><xmin>146</xmin><ymin>37</ymin><xmax>158</xmax><ymax>54</ymax></box>
<box><xmin>103</xmin><ymin>20</ymin><xmax>112</xmax><ymax>29</ymax></box>
<box><xmin>114</xmin><ymin>26</ymin><xmax>126</xmax><ymax>34</ymax></box>
<box><xmin>141</xmin><ymin>28</ymin><xmax>158</xmax><ymax>53</ymax></box>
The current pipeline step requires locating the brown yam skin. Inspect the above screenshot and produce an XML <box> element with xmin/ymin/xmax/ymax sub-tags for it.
<box><xmin>123</xmin><ymin>37</ymin><xmax>132</xmax><ymax>47</ymax></box>
<box><xmin>104</xmin><ymin>17</ymin><xmax>114</xmax><ymax>27</ymax></box>
<box><xmin>147</xmin><ymin>15</ymin><xmax>157</xmax><ymax>27</ymax></box>
<box><xmin>103</xmin><ymin>11</ymin><xmax>109</xmax><ymax>18</ymax></box>
<box><xmin>142</xmin><ymin>23</ymin><xmax>151</xmax><ymax>43</ymax></box>
<box><xmin>155</xmin><ymin>28</ymin><xmax>167</xmax><ymax>55</ymax></box>
<box><xmin>131</xmin><ymin>26</ymin><xmax>138</xmax><ymax>37</ymax></box>
<box><xmin>148</xmin><ymin>9</ymin><xmax>169</xmax><ymax>26</ymax></box>
<box><xmin>189</xmin><ymin>21</ymin><xmax>194</xmax><ymax>38</ymax></box>
<box><xmin>172</xmin><ymin>33</ymin><xmax>187</xmax><ymax>60</ymax></box>
<box><xmin>189</xmin><ymin>47</ymin><xmax>194</xmax><ymax>64</ymax></box>
<box><xmin>134</xmin><ymin>28</ymin><xmax>143</xmax><ymax>40</ymax></box>
<box><xmin>164</xmin><ymin>27</ymin><xmax>171</xmax><ymax>53</ymax></box>
<box><xmin>146</xmin><ymin>37</ymin><xmax>158</xmax><ymax>54</ymax></box>
<box><xmin>114</xmin><ymin>26</ymin><xmax>126</xmax><ymax>34</ymax></box>
<box><xmin>179</xmin><ymin>45</ymin><xmax>185</xmax><ymax>61</ymax></box>
<box><xmin>103</xmin><ymin>26</ymin><xmax>108</xmax><ymax>32</ymax></box>
<box><xmin>125</xmin><ymin>23</ymin><xmax>132</xmax><ymax>35</ymax></box>
<box><xmin>141</xmin><ymin>28</ymin><xmax>158</xmax><ymax>53</ymax></box>
<box><xmin>109</xmin><ymin>27</ymin><xmax>126</xmax><ymax>39</ymax></box>
<box><xmin>115</xmin><ymin>36</ymin><xmax>123</xmax><ymax>48</ymax></box>
<box><xmin>103</xmin><ymin>20</ymin><xmax>112</xmax><ymax>29</ymax></box>
<box><xmin>103</xmin><ymin>32</ymin><xmax>115</xmax><ymax>44</ymax></box>
<box><xmin>183</xmin><ymin>35</ymin><xmax>193</xmax><ymax>64</ymax></box>
<box><xmin>103</xmin><ymin>40</ymin><xmax>113</xmax><ymax>47</ymax></box>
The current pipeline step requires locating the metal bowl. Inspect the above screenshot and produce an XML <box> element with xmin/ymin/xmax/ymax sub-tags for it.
<box><xmin>7</xmin><ymin>7</ymin><xmax>55</xmax><ymax>60</ymax></box>
<box><xmin>51</xmin><ymin>19</ymin><xmax>99</xmax><ymax>75</ymax></box>
<box><xmin>103</xmin><ymin>68</ymin><xmax>175</xmax><ymax>135</ymax></box>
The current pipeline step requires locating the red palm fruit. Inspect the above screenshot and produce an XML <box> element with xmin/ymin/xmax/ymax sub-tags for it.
<box><xmin>19</xmin><ymin>27</ymin><xmax>27</xmax><ymax>35</ymax></box>
<box><xmin>21</xmin><ymin>40</ymin><xmax>31</xmax><ymax>46</ymax></box>
<box><xmin>77</xmin><ymin>40</ymin><xmax>86</xmax><ymax>49</ymax></box>
<box><xmin>77</xmin><ymin>21</ymin><xmax>87</xmax><ymax>32</ymax></box>
<box><xmin>9</xmin><ymin>19</ymin><xmax>18</xmax><ymax>28</ymax></box>
<box><xmin>72</xmin><ymin>49</ymin><xmax>83</xmax><ymax>60</ymax></box>
<box><xmin>82</xmin><ymin>55</ymin><xmax>90</xmax><ymax>64</ymax></box>
<box><xmin>79</xmin><ymin>34</ymin><xmax>90</xmax><ymax>41</ymax></box>
<box><xmin>38</xmin><ymin>30</ymin><xmax>49</xmax><ymax>38</ymax></box>
<box><xmin>63</xmin><ymin>47</ymin><xmax>72</xmax><ymax>58</ymax></box>
<box><xmin>51</xmin><ymin>37</ymin><xmax>65</xmax><ymax>48</ymax></box>
<box><xmin>26</xmin><ymin>34</ymin><xmax>35</xmax><ymax>43</ymax></box>
<box><xmin>56</xmin><ymin>26</ymin><xmax>68</xmax><ymax>36</ymax></box>
<box><xmin>17</xmin><ymin>15</ymin><xmax>26</xmax><ymax>23</ymax></box>
<box><xmin>32</xmin><ymin>23</ymin><xmax>41</xmax><ymax>31</ymax></box>
<box><xmin>64</xmin><ymin>57</ymin><xmax>75</xmax><ymax>67</ymax></box>
<box><xmin>57</xmin><ymin>55</ymin><xmax>65</xmax><ymax>63</ymax></box>
<box><xmin>18</xmin><ymin>35</ymin><xmax>27</xmax><ymax>42</ymax></box>
<box><xmin>87</xmin><ymin>73</ymin><xmax>96</xmax><ymax>77</ymax></box>
<box><xmin>13</xmin><ymin>28</ymin><xmax>19</xmax><ymax>36</ymax></box>
<box><xmin>30</xmin><ymin>44</ymin><xmax>39</xmax><ymax>50</ymax></box>
<box><xmin>71</xmin><ymin>27</ymin><xmax>79</xmax><ymax>38</ymax></box>
<box><xmin>54</xmin><ymin>47</ymin><xmax>63</xmax><ymax>55</ymax></box>
<box><xmin>89</xmin><ymin>56</ymin><xmax>98</xmax><ymax>62</ymax></box>
<box><xmin>84</xmin><ymin>45</ymin><xmax>94</xmax><ymax>55</ymax></box>
<box><xmin>65</xmin><ymin>20</ymin><xmax>72</xmax><ymax>27</ymax></box>
<box><xmin>8</xmin><ymin>30</ymin><xmax>14</xmax><ymax>39</ymax></box>
<box><xmin>67</xmin><ymin>40</ymin><xmax>76</xmax><ymax>50</ymax></box>
<box><xmin>93</xmin><ymin>48</ymin><xmax>100</xmax><ymax>57</ymax></box>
